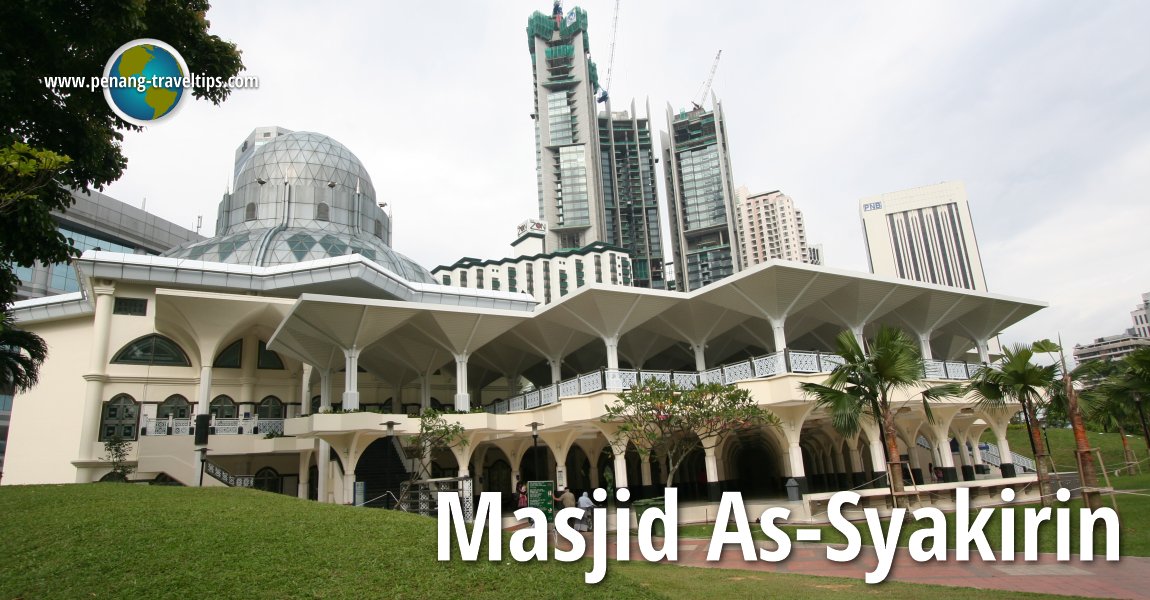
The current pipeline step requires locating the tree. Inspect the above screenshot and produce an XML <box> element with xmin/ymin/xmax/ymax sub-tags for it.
<box><xmin>0</xmin><ymin>0</ymin><xmax>244</xmax><ymax>306</ymax></box>
<box><xmin>0</xmin><ymin>311</ymin><xmax>48</xmax><ymax>393</ymax></box>
<box><xmin>101</xmin><ymin>435</ymin><xmax>134</xmax><ymax>481</ymax></box>
<box><xmin>800</xmin><ymin>326</ymin><xmax>960</xmax><ymax>501</ymax></box>
<box><xmin>1082</xmin><ymin>379</ymin><xmax>1139</xmax><ymax>475</ymax></box>
<box><xmin>966</xmin><ymin>343</ymin><xmax>1059</xmax><ymax>506</ymax></box>
<box><xmin>1033</xmin><ymin>338</ymin><xmax>1100</xmax><ymax>507</ymax></box>
<box><xmin>603</xmin><ymin>380</ymin><xmax>778</xmax><ymax>488</ymax></box>
<box><xmin>404</xmin><ymin>408</ymin><xmax>468</xmax><ymax>481</ymax></box>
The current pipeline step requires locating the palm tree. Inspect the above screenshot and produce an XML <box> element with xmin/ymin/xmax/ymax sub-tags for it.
<box><xmin>1117</xmin><ymin>347</ymin><xmax>1150</xmax><ymax>457</ymax></box>
<box><xmin>0</xmin><ymin>310</ymin><xmax>48</xmax><ymax>393</ymax></box>
<box><xmin>1081</xmin><ymin>381</ymin><xmax>1139</xmax><ymax>475</ymax></box>
<box><xmin>965</xmin><ymin>343</ymin><xmax>1058</xmax><ymax>506</ymax></box>
<box><xmin>800</xmin><ymin>325</ymin><xmax>960</xmax><ymax>501</ymax></box>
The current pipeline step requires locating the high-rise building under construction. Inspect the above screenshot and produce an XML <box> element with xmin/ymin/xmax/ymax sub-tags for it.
<box><xmin>526</xmin><ymin>3</ymin><xmax>666</xmax><ymax>288</ymax></box>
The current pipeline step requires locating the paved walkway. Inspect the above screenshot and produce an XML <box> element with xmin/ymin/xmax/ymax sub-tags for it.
<box><xmin>555</xmin><ymin>532</ymin><xmax>1150</xmax><ymax>598</ymax></box>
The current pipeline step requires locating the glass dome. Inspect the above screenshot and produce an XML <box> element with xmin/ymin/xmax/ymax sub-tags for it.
<box><xmin>164</xmin><ymin>131</ymin><xmax>436</xmax><ymax>284</ymax></box>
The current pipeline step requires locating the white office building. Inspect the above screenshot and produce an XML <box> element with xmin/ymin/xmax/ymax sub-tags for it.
<box><xmin>860</xmin><ymin>181</ymin><xmax>987</xmax><ymax>292</ymax></box>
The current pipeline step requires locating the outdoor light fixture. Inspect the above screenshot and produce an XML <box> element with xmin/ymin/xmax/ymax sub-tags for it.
<box><xmin>528</xmin><ymin>422</ymin><xmax>542</xmax><ymax>482</ymax></box>
<box><xmin>382</xmin><ymin>420</ymin><xmax>399</xmax><ymax>438</ymax></box>
<box><xmin>197</xmin><ymin>447</ymin><xmax>212</xmax><ymax>487</ymax></box>
<box><xmin>256</xmin><ymin>177</ymin><xmax>266</xmax><ymax>185</ymax></box>
<box><xmin>327</xmin><ymin>181</ymin><xmax>336</xmax><ymax>188</ymax></box>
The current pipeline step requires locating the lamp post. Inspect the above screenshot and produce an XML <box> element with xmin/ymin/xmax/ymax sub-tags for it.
<box><xmin>528</xmin><ymin>422</ymin><xmax>542</xmax><ymax>482</ymax></box>
<box><xmin>197</xmin><ymin>447</ymin><xmax>211</xmax><ymax>487</ymax></box>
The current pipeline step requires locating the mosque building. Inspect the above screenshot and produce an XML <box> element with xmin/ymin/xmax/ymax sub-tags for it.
<box><xmin>3</xmin><ymin>129</ymin><xmax>1044</xmax><ymax>515</ymax></box>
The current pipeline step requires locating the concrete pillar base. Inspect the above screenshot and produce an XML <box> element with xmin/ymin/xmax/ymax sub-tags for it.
<box><xmin>872</xmin><ymin>472</ymin><xmax>888</xmax><ymax>488</ymax></box>
<box><xmin>942</xmin><ymin>466</ymin><xmax>959</xmax><ymax>483</ymax></box>
<box><xmin>706</xmin><ymin>481</ymin><xmax>722</xmax><ymax>502</ymax></box>
<box><xmin>961</xmin><ymin>465</ymin><xmax>976</xmax><ymax>481</ymax></box>
<box><xmin>851</xmin><ymin>472</ymin><xmax>867</xmax><ymax>488</ymax></box>
<box><xmin>1000</xmin><ymin>463</ymin><xmax>1017</xmax><ymax>478</ymax></box>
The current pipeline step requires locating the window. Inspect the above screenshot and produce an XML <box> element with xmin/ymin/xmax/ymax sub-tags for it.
<box><xmin>316</xmin><ymin>202</ymin><xmax>330</xmax><ymax>221</ymax></box>
<box><xmin>245</xmin><ymin>203</ymin><xmax>257</xmax><ymax>221</ymax></box>
<box><xmin>213</xmin><ymin>339</ymin><xmax>242</xmax><ymax>368</ymax></box>
<box><xmin>374</xmin><ymin>220</ymin><xmax>383</xmax><ymax>238</ymax></box>
<box><xmin>157</xmin><ymin>395</ymin><xmax>190</xmax><ymax>419</ymax></box>
<box><xmin>100</xmin><ymin>394</ymin><xmax>139</xmax><ymax>441</ymax></box>
<box><xmin>507</xmin><ymin>267</ymin><xmax>517</xmax><ymax>293</ymax></box>
<box><xmin>113</xmin><ymin>298</ymin><xmax>148</xmax><ymax>316</ymax></box>
<box><xmin>476</xmin><ymin>270</ymin><xmax>484</xmax><ymax>290</ymax></box>
<box><xmin>210</xmin><ymin>395</ymin><xmax>237</xmax><ymax>419</ymax></box>
<box><xmin>111</xmin><ymin>335</ymin><xmax>191</xmax><ymax>367</ymax></box>
<box><xmin>441</xmin><ymin>274</ymin><xmax>451</xmax><ymax>286</ymax></box>
<box><xmin>257</xmin><ymin>396</ymin><xmax>284</xmax><ymax>419</ymax></box>
<box><xmin>460</xmin><ymin>271</ymin><xmax>468</xmax><ymax>287</ymax></box>
<box><xmin>257</xmin><ymin>341</ymin><xmax>284</xmax><ymax>370</ymax></box>
<box><xmin>253</xmin><ymin>467</ymin><xmax>282</xmax><ymax>494</ymax></box>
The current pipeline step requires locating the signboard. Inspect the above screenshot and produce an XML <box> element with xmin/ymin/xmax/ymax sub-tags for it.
<box><xmin>527</xmin><ymin>480</ymin><xmax>555</xmax><ymax>522</ymax></box>
<box><xmin>516</xmin><ymin>218</ymin><xmax>547</xmax><ymax>237</ymax></box>
<box><xmin>555</xmin><ymin>466</ymin><xmax>567</xmax><ymax>490</ymax></box>
<box><xmin>354</xmin><ymin>481</ymin><xmax>366</xmax><ymax>507</ymax></box>
<box><xmin>862</xmin><ymin>201</ymin><xmax>883</xmax><ymax>212</ymax></box>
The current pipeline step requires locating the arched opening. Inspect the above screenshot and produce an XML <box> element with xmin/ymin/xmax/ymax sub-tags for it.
<box><xmin>253</xmin><ymin>467</ymin><xmax>282</xmax><ymax>494</ymax></box>
<box><xmin>520</xmin><ymin>445</ymin><xmax>553</xmax><ymax>482</ymax></box>
<box><xmin>355</xmin><ymin>437</ymin><xmax>409</xmax><ymax>508</ymax></box>
<box><xmin>564</xmin><ymin>445</ymin><xmax>592</xmax><ymax>494</ymax></box>
<box><xmin>100</xmin><ymin>394</ymin><xmax>138</xmax><ymax>441</ymax></box>
<box><xmin>316</xmin><ymin>202</ymin><xmax>330</xmax><ymax>221</ymax></box>
<box><xmin>257</xmin><ymin>396</ymin><xmax>284</xmax><ymax>419</ymax></box>
<box><xmin>213</xmin><ymin>339</ymin><xmax>242</xmax><ymax>368</ymax></box>
<box><xmin>245</xmin><ymin>202</ymin><xmax>257</xmax><ymax>221</ymax></box>
<box><xmin>486</xmin><ymin>457</ymin><xmax>513</xmax><ymax>509</ymax></box>
<box><xmin>111</xmin><ymin>335</ymin><xmax>191</xmax><ymax>367</ymax></box>
<box><xmin>156</xmin><ymin>394</ymin><xmax>190</xmax><ymax>419</ymax></box>
<box><xmin>724</xmin><ymin>431</ymin><xmax>784</xmax><ymax>498</ymax></box>
<box><xmin>210</xmin><ymin>395</ymin><xmax>237</xmax><ymax>419</ymax></box>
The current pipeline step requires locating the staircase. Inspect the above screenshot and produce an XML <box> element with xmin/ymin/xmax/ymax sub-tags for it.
<box><xmin>353</xmin><ymin>437</ymin><xmax>413</xmax><ymax>507</ymax></box>
<box><xmin>915</xmin><ymin>436</ymin><xmax>1036</xmax><ymax>474</ymax></box>
<box><xmin>203</xmin><ymin>460</ymin><xmax>253</xmax><ymax>487</ymax></box>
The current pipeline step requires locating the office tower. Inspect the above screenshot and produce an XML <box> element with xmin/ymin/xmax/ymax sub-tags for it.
<box><xmin>736</xmin><ymin>187</ymin><xmax>814</xmax><ymax>267</ymax></box>
<box><xmin>662</xmin><ymin>100</ymin><xmax>742</xmax><ymax>291</ymax></box>
<box><xmin>859</xmin><ymin>181</ymin><xmax>987</xmax><ymax>291</ymax></box>
<box><xmin>598</xmin><ymin>100</ymin><xmax>666</xmax><ymax>288</ymax></box>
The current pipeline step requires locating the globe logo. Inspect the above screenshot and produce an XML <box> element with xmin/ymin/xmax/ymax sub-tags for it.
<box><xmin>102</xmin><ymin>39</ymin><xmax>189</xmax><ymax>126</ymax></box>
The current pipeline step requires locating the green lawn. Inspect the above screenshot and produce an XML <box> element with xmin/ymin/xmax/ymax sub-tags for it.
<box><xmin>680</xmin><ymin>473</ymin><xmax>1150</xmax><ymax>557</ymax></box>
<box><xmin>0</xmin><ymin>483</ymin><xmax>1085</xmax><ymax>599</ymax></box>
<box><xmin>983</xmin><ymin>425</ymin><xmax>1149</xmax><ymax>475</ymax></box>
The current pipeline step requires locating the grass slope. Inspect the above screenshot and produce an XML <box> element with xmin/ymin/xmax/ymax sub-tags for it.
<box><xmin>983</xmin><ymin>426</ymin><xmax>1149</xmax><ymax>475</ymax></box>
<box><xmin>0</xmin><ymin>484</ymin><xmax>1082</xmax><ymax>599</ymax></box>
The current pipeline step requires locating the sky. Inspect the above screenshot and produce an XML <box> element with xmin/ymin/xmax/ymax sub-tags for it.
<box><xmin>100</xmin><ymin>0</ymin><xmax>1150</xmax><ymax>353</ymax></box>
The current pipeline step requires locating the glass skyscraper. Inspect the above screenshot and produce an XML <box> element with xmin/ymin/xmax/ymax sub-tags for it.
<box><xmin>662</xmin><ymin>101</ymin><xmax>742</xmax><ymax>291</ymax></box>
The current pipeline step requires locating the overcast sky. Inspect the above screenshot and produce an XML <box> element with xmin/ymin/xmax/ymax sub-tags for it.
<box><xmin>101</xmin><ymin>0</ymin><xmax>1150</xmax><ymax>353</ymax></box>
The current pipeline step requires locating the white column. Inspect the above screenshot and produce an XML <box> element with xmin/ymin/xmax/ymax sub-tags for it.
<box><xmin>195</xmin><ymin>366</ymin><xmax>213</xmax><ymax>415</ymax></box>
<box><xmin>976</xmin><ymin>339</ymin><xmax>990</xmax><ymax>364</ymax></box>
<box><xmin>454</xmin><ymin>353</ymin><xmax>470</xmax><ymax>412</ymax></box>
<box><xmin>848</xmin><ymin>444</ymin><xmax>864</xmax><ymax>473</ymax></box>
<box><xmin>769</xmin><ymin>317</ymin><xmax>787</xmax><ymax>352</ymax></box>
<box><xmin>299</xmin><ymin>365</ymin><xmax>313</xmax><ymax>415</ymax></box>
<box><xmin>640</xmin><ymin>459</ymin><xmax>652</xmax><ymax>487</ymax></box>
<box><xmin>604</xmin><ymin>335</ymin><xmax>620</xmax><ymax>370</ymax></box>
<box><xmin>692</xmin><ymin>343</ymin><xmax>706</xmax><ymax>371</ymax></box>
<box><xmin>298</xmin><ymin>450</ymin><xmax>312</xmax><ymax>499</ymax></box>
<box><xmin>317</xmin><ymin>439</ymin><xmax>330</xmax><ymax>503</ymax></box>
<box><xmin>319</xmin><ymin>369</ymin><xmax>332</xmax><ymax>411</ymax></box>
<box><xmin>933</xmin><ymin>429</ymin><xmax>955</xmax><ymax>469</ymax></box>
<box><xmin>342</xmin><ymin>347</ymin><xmax>360</xmax><ymax>410</ymax></box>
<box><xmin>703</xmin><ymin>446</ymin><xmax>719</xmax><ymax>484</ymax></box>
<box><xmin>919</xmin><ymin>332</ymin><xmax>933</xmax><ymax>361</ymax></box>
<box><xmin>78</xmin><ymin>283</ymin><xmax>115</xmax><ymax>466</ymax></box>
<box><xmin>612</xmin><ymin>452</ymin><xmax>629</xmax><ymax>489</ymax></box>
<box><xmin>864</xmin><ymin>424</ymin><xmax>888</xmax><ymax>479</ymax></box>
<box><xmin>549</xmin><ymin>358</ymin><xmax>562</xmax><ymax>384</ymax></box>
<box><xmin>996</xmin><ymin>429</ymin><xmax>1014</xmax><ymax>469</ymax></box>
<box><xmin>970</xmin><ymin>435</ymin><xmax>985</xmax><ymax>465</ymax></box>
<box><xmin>420</xmin><ymin>374</ymin><xmax>431</xmax><ymax>411</ymax></box>
<box><xmin>851</xmin><ymin>325</ymin><xmax>866</xmax><ymax>351</ymax></box>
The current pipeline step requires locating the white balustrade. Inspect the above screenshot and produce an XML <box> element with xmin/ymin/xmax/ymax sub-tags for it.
<box><xmin>789</xmin><ymin>351</ymin><xmax>820</xmax><ymax>373</ymax></box>
<box><xmin>510</xmin><ymin>396</ymin><xmax>524</xmax><ymax>412</ymax></box>
<box><xmin>722</xmin><ymin>360</ymin><xmax>754</xmax><ymax>383</ymax></box>
<box><xmin>579</xmin><ymin>371</ymin><xmax>603</xmax><ymax>394</ymax></box>
<box><xmin>673</xmin><ymin>372</ymin><xmax>699</xmax><ymax>387</ymax></box>
<box><xmin>702</xmin><ymin>367</ymin><xmax>723</xmax><ymax>384</ymax></box>
<box><xmin>559</xmin><ymin>378</ymin><xmax>580</xmax><ymax>398</ymax></box>
<box><xmin>753</xmin><ymin>352</ymin><xmax>783</xmax><ymax>378</ymax></box>
<box><xmin>540</xmin><ymin>385</ymin><xmax>558</xmax><ymax>406</ymax></box>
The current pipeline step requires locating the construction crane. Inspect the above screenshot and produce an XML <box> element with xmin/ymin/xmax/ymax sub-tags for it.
<box><xmin>597</xmin><ymin>0</ymin><xmax>621</xmax><ymax>103</ymax></box>
<box><xmin>691</xmin><ymin>50</ymin><xmax>722</xmax><ymax>111</ymax></box>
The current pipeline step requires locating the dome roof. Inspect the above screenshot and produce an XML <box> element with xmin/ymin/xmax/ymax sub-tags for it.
<box><xmin>168</xmin><ymin>227</ymin><xmax>437</xmax><ymax>284</ymax></box>
<box><xmin>164</xmin><ymin>129</ymin><xmax>437</xmax><ymax>285</ymax></box>
<box><xmin>236</xmin><ymin>131</ymin><xmax>376</xmax><ymax>202</ymax></box>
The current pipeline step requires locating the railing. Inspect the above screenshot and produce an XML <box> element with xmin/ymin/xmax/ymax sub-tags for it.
<box><xmin>142</xmin><ymin>416</ymin><xmax>285</xmax><ymax>436</ymax></box>
<box><xmin>203</xmin><ymin>460</ymin><xmax>253</xmax><ymax>487</ymax></box>
<box><xmin>485</xmin><ymin>349</ymin><xmax>980</xmax><ymax>415</ymax></box>
<box><xmin>980</xmin><ymin>440</ymin><xmax>1037</xmax><ymax>473</ymax></box>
